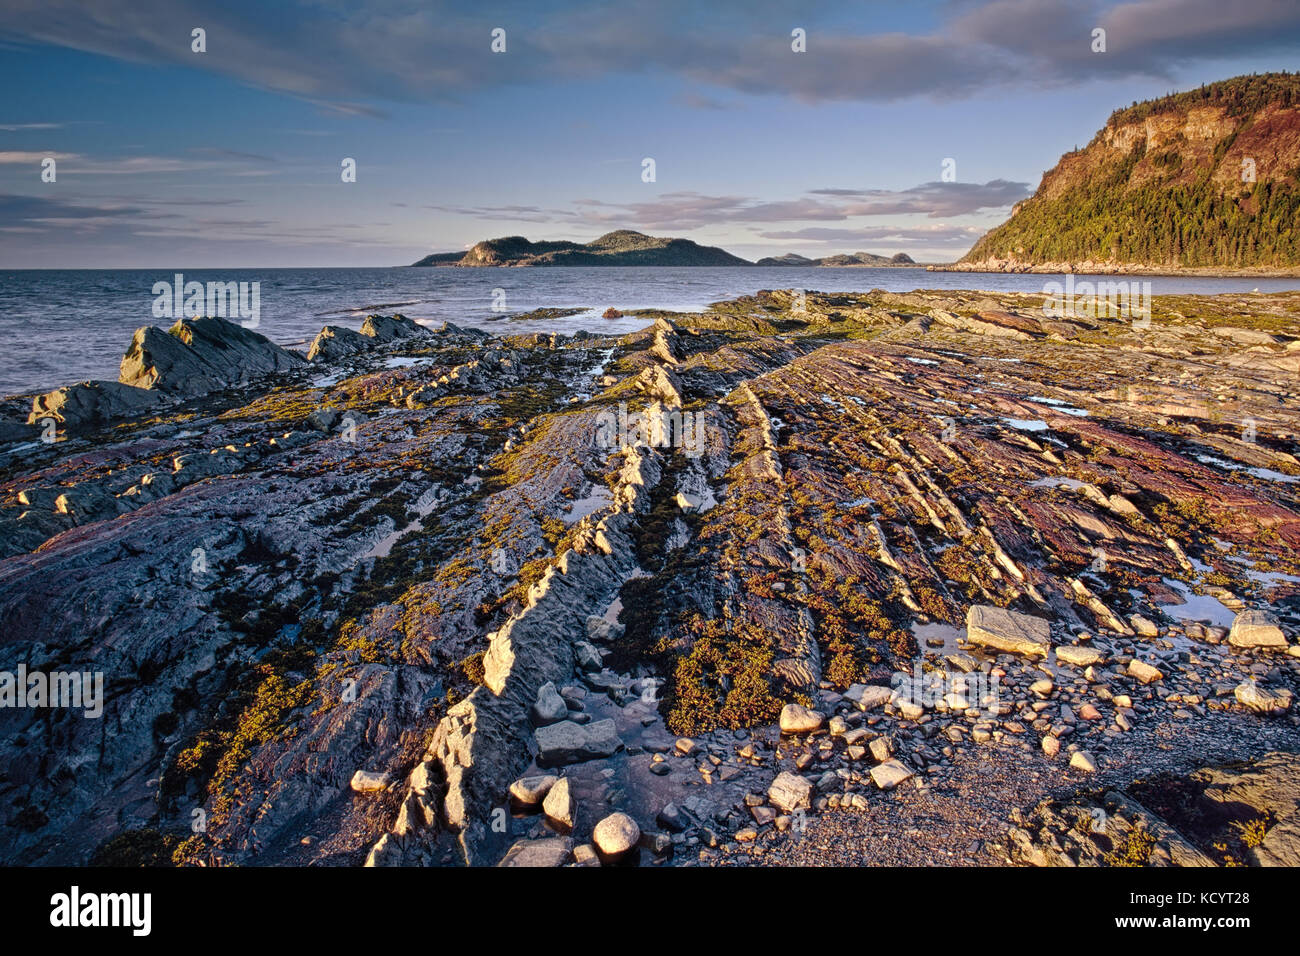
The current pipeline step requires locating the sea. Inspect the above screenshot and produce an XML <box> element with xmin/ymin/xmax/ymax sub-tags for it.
<box><xmin>2</xmin><ymin>266</ymin><xmax>1297</xmax><ymax>397</ymax></box>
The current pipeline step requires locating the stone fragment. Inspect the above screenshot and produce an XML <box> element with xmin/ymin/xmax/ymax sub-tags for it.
<box><xmin>768</xmin><ymin>771</ymin><xmax>813</xmax><ymax>811</ymax></box>
<box><xmin>966</xmin><ymin>605</ymin><xmax>1051</xmax><ymax>657</ymax></box>
<box><xmin>870</xmin><ymin>760</ymin><xmax>915</xmax><ymax>790</ymax></box>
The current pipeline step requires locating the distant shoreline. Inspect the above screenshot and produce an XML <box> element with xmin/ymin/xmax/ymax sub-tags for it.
<box><xmin>408</xmin><ymin>261</ymin><xmax>937</xmax><ymax>268</ymax></box>
<box><xmin>931</xmin><ymin>262</ymin><xmax>1300</xmax><ymax>279</ymax></box>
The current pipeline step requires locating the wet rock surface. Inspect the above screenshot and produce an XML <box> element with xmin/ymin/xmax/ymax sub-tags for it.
<box><xmin>2</xmin><ymin>289</ymin><xmax>1299</xmax><ymax>867</ymax></box>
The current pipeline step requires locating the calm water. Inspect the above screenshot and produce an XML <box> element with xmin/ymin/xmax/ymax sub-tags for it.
<box><xmin>2</xmin><ymin>267</ymin><xmax>1297</xmax><ymax>396</ymax></box>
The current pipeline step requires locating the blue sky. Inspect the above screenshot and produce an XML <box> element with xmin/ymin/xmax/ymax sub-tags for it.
<box><xmin>1</xmin><ymin>0</ymin><xmax>1298</xmax><ymax>267</ymax></box>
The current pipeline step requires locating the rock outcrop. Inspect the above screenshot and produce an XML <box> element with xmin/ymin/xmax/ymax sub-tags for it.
<box><xmin>120</xmin><ymin>317</ymin><xmax>303</xmax><ymax>395</ymax></box>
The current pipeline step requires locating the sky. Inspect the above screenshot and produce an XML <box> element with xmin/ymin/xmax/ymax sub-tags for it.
<box><xmin>0</xmin><ymin>0</ymin><xmax>1298</xmax><ymax>268</ymax></box>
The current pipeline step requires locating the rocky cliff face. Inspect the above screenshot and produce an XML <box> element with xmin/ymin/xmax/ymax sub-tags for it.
<box><xmin>1</xmin><ymin>289</ymin><xmax>1299</xmax><ymax>868</ymax></box>
<box><xmin>958</xmin><ymin>73</ymin><xmax>1300</xmax><ymax>274</ymax></box>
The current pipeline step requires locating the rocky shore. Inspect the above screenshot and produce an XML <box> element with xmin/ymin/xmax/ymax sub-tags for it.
<box><xmin>932</xmin><ymin>258</ymin><xmax>1300</xmax><ymax>278</ymax></box>
<box><xmin>1</xmin><ymin>286</ymin><xmax>1298</xmax><ymax>868</ymax></box>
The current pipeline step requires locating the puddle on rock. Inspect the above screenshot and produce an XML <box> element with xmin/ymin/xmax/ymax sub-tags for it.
<box><xmin>1158</xmin><ymin>578</ymin><xmax>1235</xmax><ymax>628</ymax></box>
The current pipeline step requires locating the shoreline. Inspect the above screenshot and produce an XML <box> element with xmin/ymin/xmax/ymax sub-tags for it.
<box><xmin>932</xmin><ymin>262</ymin><xmax>1300</xmax><ymax>279</ymax></box>
<box><xmin>7</xmin><ymin>279</ymin><xmax>1300</xmax><ymax>403</ymax></box>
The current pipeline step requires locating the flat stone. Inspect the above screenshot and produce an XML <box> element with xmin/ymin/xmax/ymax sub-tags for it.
<box><xmin>350</xmin><ymin>770</ymin><xmax>390</xmax><ymax>793</ymax></box>
<box><xmin>498</xmin><ymin>838</ymin><xmax>572</xmax><ymax>867</ymax></box>
<box><xmin>1235</xmin><ymin>681</ymin><xmax>1293</xmax><ymax>714</ymax></box>
<box><xmin>1070</xmin><ymin>751</ymin><xmax>1098</xmax><ymax>772</ymax></box>
<box><xmin>1130</xmin><ymin>614</ymin><xmax>1159</xmax><ymax>637</ymax></box>
<box><xmin>870</xmin><ymin>760</ymin><xmax>915</xmax><ymax>790</ymax></box>
<box><xmin>1229</xmin><ymin>610</ymin><xmax>1289</xmax><ymax>649</ymax></box>
<box><xmin>768</xmin><ymin>771</ymin><xmax>814</xmax><ymax>811</ymax></box>
<box><xmin>845</xmin><ymin>683</ymin><xmax>892</xmax><ymax>711</ymax></box>
<box><xmin>535</xmin><ymin>719</ymin><xmax>623</xmax><ymax>767</ymax></box>
<box><xmin>965</xmin><ymin>605</ymin><xmax>1051</xmax><ymax>658</ymax></box>
<box><xmin>1056</xmin><ymin>645</ymin><xmax>1104</xmax><ymax>667</ymax></box>
<box><xmin>1128</xmin><ymin>660</ymin><xmax>1164</xmax><ymax>684</ymax></box>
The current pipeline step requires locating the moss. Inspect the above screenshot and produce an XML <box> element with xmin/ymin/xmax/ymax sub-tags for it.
<box><xmin>1232</xmin><ymin>815</ymin><xmax>1271</xmax><ymax>849</ymax></box>
<box><xmin>459</xmin><ymin>650</ymin><xmax>486</xmax><ymax>686</ymax></box>
<box><xmin>660</xmin><ymin>612</ymin><xmax>783</xmax><ymax>736</ymax></box>
<box><xmin>90</xmin><ymin>828</ymin><xmax>183</xmax><ymax>867</ymax></box>
<box><xmin>540</xmin><ymin>516</ymin><xmax>568</xmax><ymax>548</ymax></box>
<box><xmin>1103</xmin><ymin>823</ymin><xmax>1157</xmax><ymax>867</ymax></box>
<box><xmin>161</xmin><ymin>659</ymin><xmax>315</xmax><ymax>817</ymax></box>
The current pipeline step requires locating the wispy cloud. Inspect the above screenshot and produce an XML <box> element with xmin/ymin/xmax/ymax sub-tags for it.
<box><xmin>429</xmin><ymin>180</ymin><xmax>1030</xmax><ymax>231</ymax></box>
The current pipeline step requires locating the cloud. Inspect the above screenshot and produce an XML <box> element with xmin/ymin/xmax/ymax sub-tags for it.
<box><xmin>809</xmin><ymin>180</ymin><xmax>1032</xmax><ymax>217</ymax></box>
<box><xmin>0</xmin><ymin>0</ymin><xmax>1295</xmax><ymax>107</ymax></box>
<box><xmin>756</xmin><ymin>224</ymin><xmax>987</xmax><ymax>244</ymax></box>
<box><xmin>430</xmin><ymin>180</ymin><xmax>1029</xmax><ymax>231</ymax></box>
<box><xmin>0</xmin><ymin>151</ymin><xmax>79</xmax><ymax>163</ymax></box>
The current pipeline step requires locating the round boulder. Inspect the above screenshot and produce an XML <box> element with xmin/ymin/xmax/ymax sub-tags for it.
<box><xmin>592</xmin><ymin>812</ymin><xmax>640</xmax><ymax>857</ymax></box>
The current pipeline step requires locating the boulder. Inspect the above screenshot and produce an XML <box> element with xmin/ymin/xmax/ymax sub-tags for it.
<box><xmin>119</xmin><ymin>325</ymin><xmax>222</xmax><ymax>394</ymax></box>
<box><xmin>1235</xmin><ymin>681</ymin><xmax>1293</xmax><ymax>714</ymax></box>
<box><xmin>1229</xmin><ymin>610</ymin><xmax>1289</xmax><ymax>649</ymax></box>
<box><xmin>542</xmin><ymin>776</ymin><xmax>575</xmax><ymax>828</ymax></box>
<box><xmin>592</xmin><ymin>812</ymin><xmax>640</xmax><ymax>856</ymax></box>
<box><xmin>531</xmin><ymin>681</ymin><xmax>568</xmax><ymax>726</ymax></box>
<box><xmin>29</xmin><ymin>380</ymin><xmax>163</xmax><ymax>429</ymax></box>
<box><xmin>1129</xmin><ymin>614</ymin><xmax>1159</xmax><ymax>637</ymax></box>
<box><xmin>573</xmin><ymin>641</ymin><xmax>602</xmax><ymax>671</ymax></box>
<box><xmin>965</xmin><ymin>605</ymin><xmax>1051</xmax><ymax>657</ymax></box>
<box><xmin>120</xmin><ymin>317</ymin><xmax>302</xmax><ymax>395</ymax></box>
<box><xmin>768</xmin><ymin>771</ymin><xmax>813</xmax><ymax>811</ymax></box>
<box><xmin>535</xmin><ymin>718</ymin><xmax>622</xmax><ymax>767</ymax></box>
<box><xmin>307</xmin><ymin>325</ymin><xmax>371</xmax><ymax>362</ymax></box>
<box><xmin>508</xmin><ymin>774</ymin><xmax>558</xmax><ymax>807</ymax></box>
<box><xmin>360</xmin><ymin>313</ymin><xmax>427</xmax><ymax>342</ymax></box>
<box><xmin>779</xmin><ymin>703</ymin><xmax>825</xmax><ymax>734</ymax></box>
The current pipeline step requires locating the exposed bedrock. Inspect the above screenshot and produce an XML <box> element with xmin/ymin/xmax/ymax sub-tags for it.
<box><xmin>1</xmin><ymin>290</ymin><xmax>1299</xmax><ymax>868</ymax></box>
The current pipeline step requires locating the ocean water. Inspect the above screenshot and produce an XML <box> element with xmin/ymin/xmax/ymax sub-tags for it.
<box><xmin>1</xmin><ymin>266</ymin><xmax>1297</xmax><ymax>397</ymax></box>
